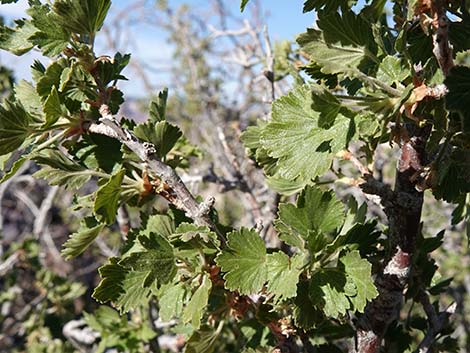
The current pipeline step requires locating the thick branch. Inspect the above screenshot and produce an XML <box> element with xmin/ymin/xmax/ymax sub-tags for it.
<box><xmin>88</xmin><ymin>105</ymin><xmax>225</xmax><ymax>245</ymax></box>
<box><xmin>355</xmin><ymin>124</ymin><xmax>431</xmax><ymax>352</ymax></box>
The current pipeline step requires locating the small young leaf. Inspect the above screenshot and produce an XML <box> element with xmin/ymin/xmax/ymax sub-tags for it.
<box><xmin>134</xmin><ymin>121</ymin><xmax>182</xmax><ymax>158</ymax></box>
<box><xmin>93</xmin><ymin>169</ymin><xmax>125</xmax><ymax>224</ymax></box>
<box><xmin>61</xmin><ymin>217</ymin><xmax>105</xmax><ymax>260</ymax></box>
<box><xmin>309</xmin><ymin>269</ymin><xmax>354</xmax><ymax>318</ymax></box>
<box><xmin>94</xmin><ymin>52</ymin><xmax>130</xmax><ymax>86</ymax></box>
<box><xmin>182</xmin><ymin>275</ymin><xmax>212</xmax><ymax>329</ymax></box>
<box><xmin>377</xmin><ymin>56</ymin><xmax>409</xmax><ymax>86</ymax></box>
<box><xmin>276</xmin><ymin>185</ymin><xmax>345</xmax><ymax>251</ymax></box>
<box><xmin>43</xmin><ymin>85</ymin><xmax>64</xmax><ymax>126</ymax></box>
<box><xmin>174</xmin><ymin>223</ymin><xmax>219</xmax><ymax>246</ymax></box>
<box><xmin>216</xmin><ymin>228</ymin><xmax>267</xmax><ymax>295</ymax></box>
<box><xmin>149</xmin><ymin>88</ymin><xmax>168</xmax><ymax>122</ymax></box>
<box><xmin>36</xmin><ymin>59</ymin><xmax>67</xmax><ymax>97</ymax></box>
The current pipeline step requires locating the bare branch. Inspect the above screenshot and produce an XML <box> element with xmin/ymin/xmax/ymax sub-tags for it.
<box><xmin>88</xmin><ymin>104</ymin><xmax>225</xmax><ymax>245</ymax></box>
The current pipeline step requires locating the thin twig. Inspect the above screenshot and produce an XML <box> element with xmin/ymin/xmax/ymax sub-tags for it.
<box><xmin>88</xmin><ymin>104</ymin><xmax>225</xmax><ymax>246</ymax></box>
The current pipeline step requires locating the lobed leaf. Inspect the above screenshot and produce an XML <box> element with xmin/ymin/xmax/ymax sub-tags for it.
<box><xmin>134</xmin><ymin>121</ymin><xmax>182</xmax><ymax>159</ymax></box>
<box><xmin>266</xmin><ymin>252</ymin><xmax>305</xmax><ymax>302</ymax></box>
<box><xmin>121</xmin><ymin>233</ymin><xmax>177</xmax><ymax>287</ymax></box>
<box><xmin>258</xmin><ymin>85</ymin><xmax>352</xmax><ymax>184</ymax></box>
<box><xmin>0</xmin><ymin>100</ymin><xmax>33</xmax><ymax>156</ymax></box>
<box><xmin>216</xmin><ymin>228</ymin><xmax>267</xmax><ymax>295</ymax></box>
<box><xmin>28</xmin><ymin>3</ymin><xmax>70</xmax><ymax>56</ymax></box>
<box><xmin>52</xmin><ymin>0</ymin><xmax>111</xmax><ymax>36</ymax></box>
<box><xmin>0</xmin><ymin>19</ymin><xmax>36</xmax><ymax>55</ymax></box>
<box><xmin>276</xmin><ymin>185</ymin><xmax>345</xmax><ymax>252</ymax></box>
<box><xmin>33</xmin><ymin>149</ymin><xmax>92</xmax><ymax>190</ymax></box>
<box><xmin>340</xmin><ymin>250</ymin><xmax>378</xmax><ymax>312</ymax></box>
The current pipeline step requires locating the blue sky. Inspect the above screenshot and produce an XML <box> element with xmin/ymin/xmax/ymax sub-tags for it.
<box><xmin>0</xmin><ymin>0</ymin><xmax>315</xmax><ymax>97</ymax></box>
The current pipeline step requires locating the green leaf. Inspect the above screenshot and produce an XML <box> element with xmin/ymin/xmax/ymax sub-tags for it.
<box><xmin>452</xmin><ymin>194</ymin><xmax>470</xmax><ymax>243</ymax></box>
<box><xmin>293</xmin><ymin>281</ymin><xmax>323</xmax><ymax>329</ymax></box>
<box><xmin>0</xmin><ymin>156</ymin><xmax>27</xmax><ymax>183</ymax></box>
<box><xmin>121</xmin><ymin>233</ymin><xmax>177</xmax><ymax>287</ymax></box>
<box><xmin>143</xmin><ymin>214</ymin><xmax>175</xmax><ymax>238</ymax></box>
<box><xmin>52</xmin><ymin>0</ymin><xmax>111</xmax><ymax>36</ymax></box>
<box><xmin>93</xmin><ymin>258</ymin><xmax>152</xmax><ymax>313</ymax></box>
<box><xmin>94</xmin><ymin>52</ymin><xmax>130</xmax><ymax>86</ymax></box>
<box><xmin>32</xmin><ymin>149</ymin><xmax>91</xmax><ymax>190</ymax></box>
<box><xmin>276</xmin><ymin>185</ymin><xmax>345</xmax><ymax>251</ymax></box>
<box><xmin>0</xmin><ymin>100</ymin><xmax>33</xmax><ymax>156</ymax></box>
<box><xmin>266</xmin><ymin>252</ymin><xmax>305</xmax><ymax>302</ymax></box>
<box><xmin>149</xmin><ymin>88</ymin><xmax>168</xmax><ymax>122</ymax></box>
<box><xmin>115</xmin><ymin>270</ymin><xmax>152</xmax><ymax>313</ymax></box>
<box><xmin>134</xmin><ymin>121</ymin><xmax>182</xmax><ymax>158</ymax></box>
<box><xmin>184</xmin><ymin>325</ymin><xmax>219</xmax><ymax>353</ymax></box>
<box><xmin>43</xmin><ymin>86</ymin><xmax>64</xmax><ymax>127</ymax></box>
<box><xmin>71</xmin><ymin>133</ymin><xmax>123</xmax><ymax>174</ymax></box>
<box><xmin>158</xmin><ymin>283</ymin><xmax>186</xmax><ymax>321</ymax></box>
<box><xmin>340</xmin><ymin>250</ymin><xmax>378</xmax><ymax>312</ymax></box>
<box><xmin>297</xmin><ymin>29</ymin><xmax>369</xmax><ymax>77</ymax></box>
<box><xmin>318</xmin><ymin>9</ymin><xmax>375</xmax><ymax>50</ymax></box>
<box><xmin>240</xmin><ymin>0</ymin><xmax>250</xmax><ymax>12</ymax></box>
<box><xmin>266</xmin><ymin>175</ymin><xmax>307</xmax><ymax>196</ymax></box>
<box><xmin>310</xmin><ymin>269</ymin><xmax>354</xmax><ymax>318</ymax></box>
<box><xmin>259</xmin><ymin>85</ymin><xmax>352</xmax><ymax>182</ymax></box>
<box><xmin>433</xmin><ymin>148</ymin><xmax>470</xmax><ymax>202</ymax></box>
<box><xmin>28</xmin><ymin>3</ymin><xmax>71</xmax><ymax>56</ymax></box>
<box><xmin>36</xmin><ymin>59</ymin><xmax>67</xmax><ymax>98</ymax></box>
<box><xmin>303</xmin><ymin>0</ymin><xmax>355</xmax><ymax>13</ymax></box>
<box><xmin>93</xmin><ymin>169</ymin><xmax>125</xmax><ymax>224</ymax></box>
<box><xmin>0</xmin><ymin>19</ymin><xmax>36</xmax><ymax>55</ymax></box>
<box><xmin>14</xmin><ymin>80</ymin><xmax>42</xmax><ymax>116</ymax></box>
<box><xmin>61</xmin><ymin>217</ymin><xmax>105</xmax><ymax>260</ymax></box>
<box><xmin>182</xmin><ymin>274</ymin><xmax>212</xmax><ymax>329</ymax></box>
<box><xmin>93</xmin><ymin>258</ymin><xmax>128</xmax><ymax>304</ymax></box>
<box><xmin>376</xmin><ymin>56</ymin><xmax>409</xmax><ymax>86</ymax></box>
<box><xmin>445</xmin><ymin>66</ymin><xmax>470</xmax><ymax>130</ymax></box>
<box><xmin>216</xmin><ymin>228</ymin><xmax>267</xmax><ymax>295</ymax></box>
<box><xmin>173</xmin><ymin>223</ymin><xmax>219</xmax><ymax>246</ymax></box>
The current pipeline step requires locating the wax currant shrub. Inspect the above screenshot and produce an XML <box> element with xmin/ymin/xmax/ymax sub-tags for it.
<box><xmin>0</xmin><ymin>0</ymin><xmax>469</xmax><ymax>352</ymax></box>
